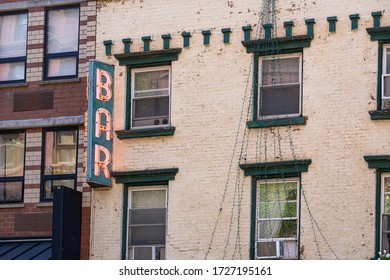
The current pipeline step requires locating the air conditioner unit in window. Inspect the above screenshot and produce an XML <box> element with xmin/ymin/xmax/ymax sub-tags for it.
<box><xmin>129</xmin><ymin>246</ymin><xmax>165</xmax><ymax>260</ymax></box>
<box><xmin>153</xmin><ymin>118</ymin><xmax>169</xmax><ymax>126</ymax></box>
<box><xmin>256</xmin><ymin>241</ymin><xmax>284</xmax><ymax>259</ymax></box>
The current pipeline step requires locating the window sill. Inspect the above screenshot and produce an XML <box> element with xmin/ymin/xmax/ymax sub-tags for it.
<box><xmin>0</xmin><ymin>82</ymin><xmax>28</xmax><ymax>88</ymax></box>
<box><xmin>39</xmin><ymin>78</ymin><xmax>80</xmax><ymax>85</ymax></box>
<box><xmin>116</xmin><ymin>126</ymin><xmax>175</xmax><ymax>139</ymax></box>
<box><xmin>0</xmin><ymin>203</ymin><xmax>24</xmax><ymax>209</ymax></box>
<box><xmin>36</xmin><ymin>202</ymin><xmax>53</xmax><ymax>207</ymax></box>
<box><xmin>369</xmin><ymin>110</ymin><xmax>390</xmax><ymax>120</ymax></box>
<box><xmin>247</xmin><ymin>116</ymin><xmax>306</xmax><ymax>128</ymax></box>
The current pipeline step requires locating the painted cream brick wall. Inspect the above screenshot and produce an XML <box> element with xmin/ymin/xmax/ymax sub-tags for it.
<box><xmin>91</xmin><ymin>0</ymin><xmax>390</xmax><ymax>259</ymax></box>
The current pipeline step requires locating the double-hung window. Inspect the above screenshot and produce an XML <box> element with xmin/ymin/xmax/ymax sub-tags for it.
<box><xmin>259</xmin><ymin>54</ymin><xmax>302</xmax><ymax>118</ymax></box>
<box><xmin>0</xmin><ymin>12</ymin><xmax>27</xmax><ymax>83</ymax></box>
<box><xmin>44</xmin><ymin>6</ymin><xmax>79</xmax><ymax>79</ymax></box>
<box><xmin>256</xmin><ymin>179</ymin><xmax>299</xmax><ymax>259</ymax></box>
<box><xmin>381</xmin><ymin>174</ymin><xmax>390</xmax><ymax>253</ymax></box>
<box><xmin>127</xmin><ymin>187</ymin><xmax>167</xmax><ymax>260</ymax></box>
<box><xmin>131</xmin><ymin>66</ymin><xmax>171</xmax><ymax>129</ymax></box>
<box><xmin>0</xmin><ymin>132</ymin><xmax>25</xmax><ymax>203</ymax></box>
<box><xmin>382</xmin><ymin>45</ymin><xmax>390</xmax><ymax>110</ymax></box>
<box><xmin>41</xmin><ymin>128</ymin><xmax>78</xmax><ymax>200</ymax></box>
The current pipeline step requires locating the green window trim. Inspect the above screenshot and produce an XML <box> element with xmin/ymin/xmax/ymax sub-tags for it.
<box><xmin>114</xmin><ymin>48</ymin><xmax>182</xmax><ymax>67</ymax></box>
<box><xmin>115</xmin><ymin>126</ymin><xmax>175</xmax><ymax>139</ymax></box>
<box><xmin>114</xmin><ymin>167</ymin><xmax>178</xmax><ymax>260</ymax></box>
<box><xmin>366</xmin><ymin>26</ymin><xmax>390</xmax><ymax>41</ymax></box>
<box><xmin>241</xmin><ymin>159</ymin><xmax>311</xmax><ymax>260</ymax></box>
<box><xmin>364</xmin><ymin>155</ymin><xmax>390</xmax><ymax>259</ymax></box>
<box><xmin>247</xmin><ymin>116</ymin><xmax>306</xmax><ymax>129</ymax></box>
<box><xmin>241</xmin><ymin>35</ymin><xmax>313</xmax><ymax>54</ymax></box>
<box><xmin>369</xmin><ymin>110</ymin><xmax>390</xmax><ymax>120</ymax></box>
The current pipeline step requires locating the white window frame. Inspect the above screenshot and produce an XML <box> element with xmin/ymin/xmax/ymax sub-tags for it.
<box><xmin>131</xmin><ymin>65</ymin><xmax>172</xmax><ymax>129</ymax></box>
<box><xmin>258</xmin><ymin>53</ymin><xmax>302</xmax><ymax>119</ymax></box>
<box><xmin>381</xmin><ymin>173</ymin><xmax>390</xmax><ymax>253</ymax></box>
<box><xmin>126</xmin><ymin>186</ymin><xmax>168</xmax><ymax>260</ymax></box>
<box><xmin>255</xmin><ymin>178</ymin><xmax>300</xmax><ymax>259</ymax></box>
<box><xmin>382</xmin><ymin>45</ymin><xmax>390</xmax><ymax>103</ymax></box>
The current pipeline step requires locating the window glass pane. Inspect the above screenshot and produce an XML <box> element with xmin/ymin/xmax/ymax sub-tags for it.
<box><xmin>133</xmin><ymin>97</ymin><xmax>169</xmax><ymax>119</ymax></box>
<box><xmin>135</xmin><ymin>70</ymin><xmax>169</xmax><ymax>91</ymax></box>
<box><xmin>385</xmin><ymin>177</ymin><xmax>390</xmax><ymax>193</ymax></box>
<box><xmin>0</xmin><ymin>133</ymin><xmax>25</xmax><ymax>177</ymax></box>
<box><xmin>0</xmin><ymin>13</ymin><xmax>27</xmax><ymax>59</ymax></box>
<box><xmin>386</xmin><ymin>48</ymin><xmax>390</xmax><ymax>74</ymax></box>
<box><xmin>259</xmin><ymin>202</ymin><xmax>297</xmax><ymax>219</ymax></box>
<box><xmin>47</xmin><ymin>57</ymin><xmax>77</xmax><ymax>77</ymax></box>
<box><xmin>384</xmin><ymin>76</ymin><xmax>390</xmax><ymax>98</ymax></box>
<box><xmin>43</xmin><ymin>179</ymin><xmax>74</xmax><ymax>199</ymax></box>
<box><xmin>259</xmin><ymin>182</ymin><xmax>297</xmax><ymax>202</ymax></box>
<box><xmin>258</xmin><ymin>220</ymin><xmax>297</xmax><ymax>239</ymax></box>
<box><xmin>47</xmin><ymin>8</ymin><xmax>79</xmax><ymax>54</ymax></box>
<box><xmin>0</xmin><ymin>181</ymin><xmax>23</xmax><ymax>202</ymax></box>
<box><xmin>131</xmin><ymin>190</ymin><xmax>166</xmax><ymax>209</ymax></box>
<box><xmin>0</xmin><ymin>62</ymin><xmax>25</xmax><ymax>82</ymax></box>
<box><xmin>384</xmin><ymin>194</ymin><xmax>390</xmax><ymax>214</ymax></box>
<box><xmin>260</xmin><ymin>85</ymin><xmax>300</xmax><ymax>116</ymax></box>
<box><xmin>44</xmin><ymin>130</ymin><xmax>77</xmax><ymax>175</ymax></box>
<box><xmin>262</xmin><ymin>57</ymin><xmax>299</xmax><ymax>86</ymax></box>
<box><xmin>130</xmin><ymin>225</ymin><xmax>166</xmax><ymax>245</ymax></box>
<box><xmin>130</xmin><ymin>208</ymin><xmax>166</xmax><ymax>225</ymax></box>
<box><xmin>132</xmin><ymin>247</ymin><xmax>153</xmax><ymax>260</ymax></box>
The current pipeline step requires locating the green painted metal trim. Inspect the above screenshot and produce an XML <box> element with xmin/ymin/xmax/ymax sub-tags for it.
<box><xmin>250</xmin><ymin>177</ymin><xmax>256</xmax><ymax>260</ymax></box>
<box><xmin>181</xmin><ymin>32</ymin><xmax>191</xmax><ymax>47</ymax></box>
<box><xmin>125</xmin><ymin>66</ymin><xmax>131</xmax><ymax>130</ymax></box>
<box><xmin>305</xmin><ymin>18</ymin><xmax>315</xmax><ymax>36</ymax></box>
<box><xmin>247</xmin><ymin>116</ymin><xmax>306</xmax><ymax>128</ymax></box>
<box><xmin>349</xmin><ymin>14</ymin><xmax>360</xmax><ymax>30</ymax></box>
<box><xmin>284</xmin><ymin>21</ymin><xmax>294</xmax><ymax>38</ymax></box>
<box><xmin>122</xmin><ymin>38</ymin><xmax>132</xmax><ymax>54</ymax></box>
<box><xmin>364</xmin><ymin>155</ymin><xmax>390</xmax><ymax>169</ymax></box>
<box><xmin>114</xmin><ymin>48</ymin><xmax>182</xmax><ymax>66</ymax></box>
<box><xmin>327</xmin><ymin>16</ymin><xmax>338</xmax><ymax>32</ymax></box>
<box><xmin>372</xmin><ymin>11</ymin><xmax>382</xmax><ymax>28</ymax></box>
<box><xmin>221</xmin><ymin>28</ymin><xmax>232</xmax><ymax>44</ymax></box>
<box><xmin>369</xmin><ymin>110</ymin><xmax>390</xmax><ymax>120</ymax></box>
<box><xmin>374</xmin><ymin>171</ymin><xmax>381</xmax><ymax>259</ymax></box>
<box><xmin>239</xmin><ymin>159</ymin><xmax>312</xmax><ymax>178</ymax></box>
<box><xmin>252</xmin><ymin>54</ymin><xmax>259</xmax><ymax>120</ymax></box>
<box><xmin>242</xmin><ymin>35</ymin><xmax>313</xmax><ymax>54</ymax></box>
<box><xmin>141</xmin><ymin>36</ymin><xmax>152</xmax><ymax>52</ymax></box>
<box><xmin>242</xmin><ymin>25</ymin><xmax>253</xmax><ymax>42</ymax></box>
<box><xmin>162</xmin><ymin>34</ymin><xmax>171</xmax><ymax>50</ymax></box>
<box><xmin>263</xmin><ymin>24</ymin><xmax>273</xmax><ymax>39</ymax></box>
<box><xmin>103</xmin><ymin>40</ymin><xmax>113</xmax><ymax>56</ymax></box>
<box><xmin>111</xmin><ymin>168</ymin><xmax>179</xmax><ymax>185</ymax></box>
<box><xmin>115</xmin><ymin>126</ymin><xmax>175</xmax><ymax>139</ymax></box>
<box><xmin>202</xmin><ymin>30</ymin><xmax>212</xmax><ymax>45</ymax></box>
<box><xmin>121</xmin><ymin>185</ymin><xmax>128</xmax><ymax>259</ymax></box>
<box><xmin>366</xmin><ymin>26</ymin><xmax>390</xmax><ymax>41</ymax></box>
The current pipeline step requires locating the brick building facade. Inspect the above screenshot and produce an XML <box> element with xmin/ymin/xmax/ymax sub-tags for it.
<box><xmin>0</xmin><ymin>0</ymin><xmax>96</xmax><ymax>259</ymax></box>
<box><xmin>89</xmin><ymin>0</ymin><xmax>390</xmax><ymax>260</ymax></box>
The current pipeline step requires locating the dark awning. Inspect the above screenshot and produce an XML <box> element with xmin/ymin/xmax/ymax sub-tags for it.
<box><xmin>0</xmin><ymin>239</ymin><xmax>52</xmax><ymax>260</ymax></box>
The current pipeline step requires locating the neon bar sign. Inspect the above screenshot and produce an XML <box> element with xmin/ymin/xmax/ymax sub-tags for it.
<box><xmin>87</xmin><ymin>60</ymin><xmax>114</xmax><ymax>187</ymax></box>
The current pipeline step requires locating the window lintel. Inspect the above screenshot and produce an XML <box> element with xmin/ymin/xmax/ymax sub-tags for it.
<box><xmin>115</xmin><ymin>48</ymin><xmax>182</xmax><ymax>66</ymax></box>
<box><xmin>240</xmin><ymin>159</ymin><xmax>312</xmax><ymax>178</ymax></box>
<box><xmin>366</xmin><ymin>26</ymin><xmax>390</xmax><ymax>41</ymax></box>
<box><xmin>242</xmin><ymin>35</ymin><xmax>313</xmax><ymax>54</ymax></box>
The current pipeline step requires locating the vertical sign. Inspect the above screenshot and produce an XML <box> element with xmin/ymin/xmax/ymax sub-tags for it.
<box><xmin>87</xmin><ymin>60</ymin><xmax>114</xmax><ymax>187</ymax></box>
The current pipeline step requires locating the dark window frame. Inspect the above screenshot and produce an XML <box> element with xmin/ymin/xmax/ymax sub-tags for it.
<box><xmin>40</xmin><ymin>126</ymin><xmax>79</xmax><ymax>202</ymax></box>
<box><xmin>0</xmin><ymin>130</ymin><xmax>26</xmax><ymax>204</ymax></box>
<box><xmin>43</xmin><ymin>5</ymin><xmax>80</xmax><ymax>81</ymax></box>
<box><xmin>0</xmin><ymin>10</ymin><xmax>28</xmax><ymax>85</ymax></box>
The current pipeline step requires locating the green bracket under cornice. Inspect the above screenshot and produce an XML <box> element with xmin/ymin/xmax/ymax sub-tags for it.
<box><xmin>115</xmin><ymin>126</ymin><xmax>175</xmax><ymax>139</ymax></box>
<box><xmin>201</xmin><ymin>30</ymin><xmax>212</xmax><ymax>45</ymax></box>
<box><xmin>114</xmin><ymin>48</ymin><xmax>182</xmax><ymax>66</ymax></box>
<box><xmin>242</xmin><ymin>25</ymin><xmax>253</xmax><ymax>42</ymax></box>
<box><xmin>349</xmin><ymin>14</ymin><xmax>360</xmax><ymax>30</ymax></box>
<box><xmin>305</xmin><ymin>18</ymin><xmax>315</xmax><ymax>36</ymax></box>
<box><xmin>364</xmin><ymin>155</ymin><xmax>390</xmax><ymax>170</ymax></box>
<box><xmin>103</xmin><ymin>40</ymin><xmax>113</xmax><ymax>56</ymax></box>
<box><xmin>284</xmin><ymin>21</ymin><xmax>294</xmax><ymax>38</ymax></box>
<box><xmin>240</xmin><ymin>159</ymin><xmax>312</xmax><ymax>179</ymax></box>
<box><xmin>263</xmin><ymin>24</ymin><xmax>273</xmax><ymax>39</ymax></box>
<box><xmin>327</xmin><ymin>16</ymin><xmax>338</xmax><ymax>32</ymax></box>
<box><xmin>162</xmin><ymin>34</ymin><xmax>171</xmax><ymax>50</ymax></box>
<box><xmin>181</xmin><ymin>31</ymin><xmax>191</xmax><ymax>47</ymax></box>
<box><xmin>111</xmin><ymin>168</ymin><xmax>179</xmax><ymax>185</ymax></box>
<box><xmin>372</xmin><ymin>11</ymin><xmax>383</xmax><ymax>28</ymax></box>
<box><xmin>122</xmin><ymin>38</ymin><xmax>132</xmax><ymax>53</ymax></box>
<box><xmin>242</xmin><ymin>35</ymin><xmax>313</xmax><ymax>55</ymax></box>
<box><xmin>221</xmin><ymin>28</ymin><xmax>232</xmax><ymax>44</ymax></box>
<box><xmin>142</xmin><ymin>36</ymin><xmax>152</xmax><ymax>51</ymax></box>
<box><xmin>366</xmin><ymin>26</ymin><xmax>390</xmax><ymax>41</ymax></box>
